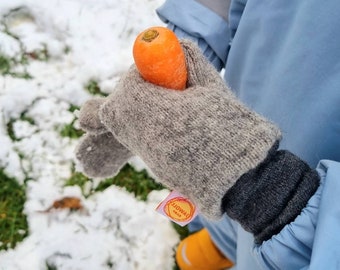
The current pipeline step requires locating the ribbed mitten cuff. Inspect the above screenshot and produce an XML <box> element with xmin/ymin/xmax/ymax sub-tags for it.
<box><xmin>221</xmin><ymin>144</ymin><xmax>320</xmax><ymax>243</ymax></box>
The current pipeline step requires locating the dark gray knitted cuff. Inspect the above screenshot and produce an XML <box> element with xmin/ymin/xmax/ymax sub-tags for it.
<box><xmin>221</xmin><ymin>143</ymin><xmax>320</xmax><ymax>243</ymax></box>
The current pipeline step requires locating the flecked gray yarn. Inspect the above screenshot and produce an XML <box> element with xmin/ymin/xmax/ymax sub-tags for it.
<box><xmin>87</xmin><ymin>40</ymin><xmax>281</xmax><ymax>219</ymax></box>
<box><xmin>75</xmin><ymin>132</ymin><xmax>133</xmax><ymax>178</ymax></box>
<box><xmin>78</xmin><ymin>97</ymin><xmax>108</xmax><ymax>134</ymax></box>
<box><xmin>75</xmin><ymin>97</ymin><xmax>133</xmax><ymax>178</ymax></box>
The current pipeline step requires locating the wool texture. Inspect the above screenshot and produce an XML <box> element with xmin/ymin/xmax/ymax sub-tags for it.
<box><xmin>222</xmin><ymin>144</ymin><xmax>320</xmax><ymax>243</ymax></box>
<box><xmin>75</xmin><ymin>132</ymin><xmax>133</xmax><ymax>178</ymax></box>
<box><xmin>78</xmin><ymin>97</ymin><xmax>107</xmax><ymax>134</ymax></box>
<box><xmin>95</xmin><ymin>40</ymin><xmax>281</xmax><ymax>219</ymax></box>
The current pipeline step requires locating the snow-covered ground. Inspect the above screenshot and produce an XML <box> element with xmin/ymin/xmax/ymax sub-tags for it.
<box><xmin>0</xmin><ymin>0</ymin><xmax>180</xmax><ymax>269</ymax></box>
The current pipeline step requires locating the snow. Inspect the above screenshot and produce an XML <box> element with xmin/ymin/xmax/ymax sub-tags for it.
<box><xmin>0</xmin><ymin>0</ymin><xmax>180</xmax><ymax>269</ymax></box>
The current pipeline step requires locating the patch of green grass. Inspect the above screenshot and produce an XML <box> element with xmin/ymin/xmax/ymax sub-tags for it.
<box><xmin>59</xmin><ymin>122</ymin><xmax>84</xmax><ymax>139</ymax></box>
<box><xmin>94</xmin><ymin>164</ymin><xmax>164</xmax><ymax>201</ymax></box>
<box><xmin>59</xmin><ymin>104</ymin><xmax>84</xmax><ymax>139</ymax></box>
<box><xmin>68</xmin><ymin>104</ymin><xmax>80</xmax><ymax>113</ymax></box>
<box><xmin>0</xmin><ymin>30</ymin><xmax>32</xmax><ymax>79</ymax></box>
<box><xmin>63</xmin><ymin>45</ymin><xmax>71</xmax><ymax>54</ymax></box>
<box><xmin>65</xmin><ymin>163</ymin><xmax>164</xmax><ymax>200</ymax></box>
<box><xmin>45</xmin><ymin>262</ymin><xmax>58</xmax><ymax>270</ymax></box>
<box><xmin>85</xmin><ymin>80</ymin><xmax>107</xmax><ymax>97</ymax></box>
<box><xmin>172</xmin><ymin>223</ymin><xmax>189</xmax><ymax>241</ymax></box>
<box><xmin>20</xmin><ymin>115</ymin><xmax>35</xmax><ymax>125</ymax></box>
<box><xmin>0</xmin><ymin>54</ymin><xmax>11</xmax><ymax>74</ymax></box>
<box><xmin>0</xmin><ymin>53</ymin><xmax>32</xmax><ymax>79</ymax></box>
<box><xmin>6</xmin><ymin>119</ymin><xmax>16</xmax><ymax>141</ymax></box>
<box><xmin>6</xmin><ymin>114</ymin><xmax>36</xmax><ymax>141</ymax></box>
<box><xmin>106</xmin><ymin>258</ymin><xmax>115</xmax><ymax>269</ymax></box>
<box><xmin>64</xmin><ymin>170</ymin><xmax>92</xmax><ymax>197</ymax></box>
<box><xmin>1</xmin><ymin>14</ymin><xmax>48</xmax><ymax>79</ymax></box>
<box><xmin>0</xmin><ymin>168</ymin><xmax>28</xmax><ymax>251</ymax></box>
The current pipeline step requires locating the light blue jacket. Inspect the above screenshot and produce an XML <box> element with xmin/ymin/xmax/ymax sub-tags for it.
<box><xmin>157</xmin><ymin>0</ymin><xmax>340</xmax><ymax>269</ymax></box>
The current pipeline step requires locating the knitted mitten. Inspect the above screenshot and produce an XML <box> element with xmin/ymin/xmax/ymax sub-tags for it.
<box><xmin>97</xmin><ymin>40</ymin><xmax>281</xmax><ymax>220</ymax></box>
<box><xmin>76</xmin><ymin>40</ymin><xmax>320</xmax><ymax>243</ymax></box>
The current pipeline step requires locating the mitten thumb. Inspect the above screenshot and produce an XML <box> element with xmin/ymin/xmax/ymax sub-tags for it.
<box><xmin>75</xmin><ymin>132</ymin><xmax>133</xmax><ymax>179</ymax></box>
<box><xmin>78</xmin><ymin>97</ymin><xmax>108</xmax><ymax>135</ymax></box>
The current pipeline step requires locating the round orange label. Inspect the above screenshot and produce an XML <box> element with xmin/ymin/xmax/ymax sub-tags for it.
<box><xmin>164</xmin><ymin>197</ymin><xmax>196</xmax><ymax>222</ymax></box>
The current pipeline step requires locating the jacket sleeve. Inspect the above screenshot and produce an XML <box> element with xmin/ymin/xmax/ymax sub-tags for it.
<box><xmin>156</xmin><ymin>0</ymin><xmax>232</xmax><ymax>70</ymax></box>
<box><xmin>254</xmin><ymin>160</ymin><xmax>340</xmax><ymax>269</ymax></box>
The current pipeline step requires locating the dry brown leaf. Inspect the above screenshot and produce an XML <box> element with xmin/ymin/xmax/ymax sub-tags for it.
<box><xmin>39</xmin><ymin>196</ymin><xmax>84</xmax><ymax>213</ymax></box>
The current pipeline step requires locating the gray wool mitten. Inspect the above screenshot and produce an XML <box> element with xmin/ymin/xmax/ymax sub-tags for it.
<box><xmin>75</xmin><ymin>97</ymin><xmax>133</xmax><ymax>178</ymax></box>
<box><xmin>76</xmin><ymin>40</ymin><xmax>320</xmax><ymax>243</ymax></box>
<box><xmin>97</xmin><ymin>40</ymin><xmax>281</xmax><ymax>220</ymax></box>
